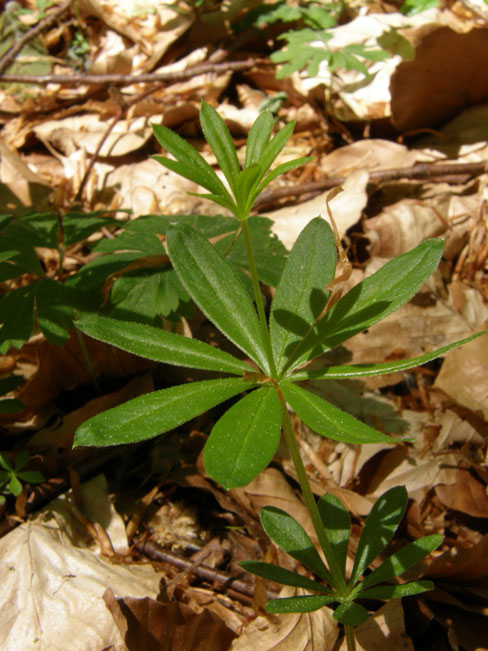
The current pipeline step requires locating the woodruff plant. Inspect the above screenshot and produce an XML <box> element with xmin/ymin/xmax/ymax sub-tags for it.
<box><xmin>73</xmin><ymin>103</ymin><xmax>483</xmax><ymax>648</ymax></box>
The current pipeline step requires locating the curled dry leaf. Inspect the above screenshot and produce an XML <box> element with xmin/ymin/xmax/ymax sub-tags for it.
<box><xmin>337</xmin><ymin>600</ymin><xmax>413</xmax><ymax>651</ymax></box>
<box><xmin>0</xmin><ymin>519</ymin><xmax>160</xmax><ymax>650</ymax></box>
<box><xmin>103</xmin><ymin>589</ymin><xmax>236</xmax><ymax>651</ymax></box>
<box><xmin>230</xmin><ymin>587</ymin><xmax>338</xmax><ymax>651</ymax></box>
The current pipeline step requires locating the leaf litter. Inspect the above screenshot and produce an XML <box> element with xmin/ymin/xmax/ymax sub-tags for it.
<box><xmin>0</xmin><ymin>0</ymin><xmax>488</xmax><ymax>648</ymax></box>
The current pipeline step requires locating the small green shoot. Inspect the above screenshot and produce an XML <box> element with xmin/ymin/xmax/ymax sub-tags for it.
<box><xmin>243</xmin><ymin>487</ymin><xmax>442</xmax><ymax>624</ymax></box>
<box><xmin>0</xmin><ymin>450</ymin><xmax>44</xmax><ymax>500</ymax></box>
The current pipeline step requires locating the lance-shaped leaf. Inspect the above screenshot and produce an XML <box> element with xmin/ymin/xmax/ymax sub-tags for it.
<box><xmin>317</xmin><ymin>494</ymin><xmax>351</xmax><ymax>575</ymax></box>
<box><xmin>200</xmin><ymin>102</ymin><xmax>240</xmax><ymax>193</ymax></box>
<box><xmin>281</xmin><ymin>383</ymin><xmax>393</xmax><ymax>444</ymax></box>
<box><xmin>358</xmin><ymin>580</ymin><xmax>434</xmax><ymax>601</ymax></box>
<box><xmin>167</xmin><ymin>223</ymin><xmax>269</xmax><ymax>372</ymax></box>
<box><xmin>266</xmin><ymin>595</ymin><xmax>335</xmax><ymax>614</ymax></box>
<box><xmin>360</xmin><ymin>534</ymin><xmax>443</xmax><ymax>590</ymax></box>
<box><xmin>270</xmin><ymin>217</ymin><xmax>336</xmax><ymax>374</ymax></box>
<box><xmin>333</xmin><ymin>601</ymin><xmax>369</xmax><ymax>626</ymax></box>
<box><xmin>245</xmin><ymin>110</ymin><xmax>273</xmax><ymax>168</ymax></box>
<box><xmin>204</xmin><ymin>387</ymin><xmax>281</xmax><ymax>488</ymax></box>
<box><xmin>288</xmin><ymin>238</ymin><xmax>444</xmax><ymax>370</ymax></box>
<box><xmin>256</xmin><ymin>157</ymin><xmax>312</xmax><ymax>196</ymax></box>
<box><xmin>260</xmin><ymin>120</ymin><xmax>296</xmax><ymax>173</ymax></box>
<box><xmin>350</xmin><ymin>486</ymin><xmax>407</xmax><ymax>586</ymax></box>
<box><xmin>290</xmin><ymin>332</ymin><xmax>487</xmax><ymax>380</ymax></box>
<box><xmin>74</xmin><ymin>378</ymin><xmax>256</xmax><ymax>448</ymax></box>
<box><xmin>261</xmin><ymin>506</ymin><xmax>333</xmax><ymax>584</ymax></box>
<box><xmin>76</xmin><ymin>314</ymin><xmax>250</xmax><ymax>375</ymax></box>
<box><xmin>152</xmin><ymin>123</ymin><xmax>233</xmax><ymax>201</ymax></box>
<box><xmin>240</xmin><ymin>561</ymin><xmax>332</xmax><ymax>594</ymax></box>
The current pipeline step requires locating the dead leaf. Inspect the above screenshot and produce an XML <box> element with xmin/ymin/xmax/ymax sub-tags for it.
<box><xmin>230</xmin><ymin>587</ymin><xmax>338</xmax><ymax>651</ymax></box>
<box><xmin>337</xmin><ymin>600</ymin><xmax>413</xmax><ymax>650</ymax></box>
<box><xmin>0</xmin><ymin>518</ymin><xmax>160</xmax><ymax>650</ymax></box>
<box><xmin>103</xmin><ymin>589</ymin><xmax>236</xmax><ymax>651</ymax></box>
<box><xmin>391</xmin><ymin>27</ymin><xmax>488</xmax><ymax>131</ymax></box>
<box><xmin>435</xmin><ymin>466</ymin><xmax>488</xmax><ymax>519</ymax></box>
<box><xmin>434</xmin><ymin>331</ymin><xmax>488</xmax><ymax>420</ymax></box>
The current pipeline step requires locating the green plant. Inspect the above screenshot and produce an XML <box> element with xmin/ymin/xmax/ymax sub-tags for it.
<box><xmin>239</xmin><ymin>0</ymin><xmax>390</xmax><ymax>80</ymax></box>
<box><xmin>0</xmin><ymin>450</ymin><xmax>44</xmax><ymax>505</ymax></box>
<box><xmin>72</xmin><ymin>103</ymin><xmax>484</xmax><ymax>647</ymax></box>
<box><xmin>0</xmin><ymin>209</ymin><xmax>286</xmax><ymax>353</ymax></box>
<box><xmin>242</xmin><ymin>486</ymin><xmax>442</xmax><ymax>626</ymax></box>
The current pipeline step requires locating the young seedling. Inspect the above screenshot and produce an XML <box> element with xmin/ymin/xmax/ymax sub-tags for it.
<box><xmin>73</xmin><ymin>103</ymin><xmax>485</xmax><ymax>648</ymax></box>
<box><xmin>0</xmin><ymin>450</ymin><xmax>44</xmax><ymax>505</ymax></box>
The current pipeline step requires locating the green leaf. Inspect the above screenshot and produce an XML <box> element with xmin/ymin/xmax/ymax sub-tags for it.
<box><xmin>266</xmin><ymin>595</ymin><xmax>335</xmax><ymax>614</ymax></box>
<box><xmin>260</xmin><ymin>506</ymin><xmax>333</xmax><ymax>584</ymax></box>
<box><xmin>290</xmin><ymin>332</ymin><xmax>488</xmax><ymax>380</ymax></box>
<box><xmin>256</xmin><ymin>156</ymin><xmax>312</xmax><ymax>195</ymax></box>
<box><xmin>271</xmin><ymin>217</ymin><xmax>336</xmax><ymax>374</ymax></box>
<box><xmin>290</xmin><ymin>239</ymin><xmax>444</xmax><ymax>369</ymax></box>
<box><xmin>200</xmin><ymin>102</ymin><xmax>240</xmax><ymax>193</ymax></box>
<box><xmin>350</xmin><ymin>486</ymin><xmax>407</xmax><ymax>586</ymax></box>
<box><xmin>13</xmin><ymin>450</ymin><xmax>29</xmax><ymax>471</ymax></box>
<box><xmin>360</xmin><ymin>534</ymin><xmax>443</xmax><ymax>589</ymax></box>
<box><xmin>0</xmin><ymin>286</ymin><xmax>34</xmax><ymax>353</ymax></box>
<box><xmin>204</xmin><ymin>387</ymin><xmax>281</xmax><ymax>488</ymax></box>
<box><xmin>8</xmin><ymin>474</ymin><xmax>23</xmax><ymax>497</ymax></box>
<box><xmin>241</xmin><ymin>560</ymin><xmax>332</xmax><ymax>594</ymax></box>
<box><xmin>358</xmin><ymin>580</ymin><xmax>435</xmax><ymax>600</ymax></box>
<box><xmin>245</xmin><ymin>111</ymin><xmax>273</xmax><ymax>168</ymax></box>
<box><xmin>0</xmin><ymin>398</ymin><xmax>25</xmax><ymax>413</ymax></box>
<box><xmin>152</xmin><ymin>124</ymin><xmax>231</xmax><ymax>199</ymax></box>
<box><xmin>77</xmin><ymin>314</ymin><xmax>249</xmax><ymax>375</ymax></box>
<box><xmin>74</xmin><ymin>378</ymin><xmax>256</xmax><ymax>447</ymax></box>
<box><xmin>234</xmin><ymin>165</ymin><xmax>263</xmax><ymax>215</ymax></box>
<box><xmin>281</xmin><ymin>383</ymin><xmax>393</xmax><ymax>444</ymax></box>
<box><xmin>0</xmin><ymin>453</ymin><xmax>13</xmax><ymax>471</ymax></box>
<box><xmin>0</xmin><ymin>375</ymin><xmax>23</xmax><ymax>396</ymax></box>
<box><xmin>167</xmin><ymin>223</ymin><xmax>269</xmax><ymax>372</ymax></box>
<box><xmin>317</xmin><ymin>494</ymin><xmax>351</xmax><ymax>575</ymax></box>
<box><xmin>260</xmin><ymin>121</ymin><xmax>296</xmax><ymax>175</ymax></box>
<box><xmin>18</xmin><ymin>470</ymin><xmax>45</xmax><ymax>484</ymax></box>
<box><xmin>333</xmin><ymin>601</ymin><xmax>369</xmax><ymax>626</ymax></box>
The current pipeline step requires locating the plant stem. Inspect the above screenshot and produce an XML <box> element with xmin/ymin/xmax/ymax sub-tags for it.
<box><xmin>240</xmin><ymin>218</ymin><xmax>277</xmax><ymax>377</ymax></box>
<box><xmin>278</xmin><ymin>390</ymin><xmax>347</xmax><ymax>593</ymax></box>
<box><xmin>75</xmin><ymin>327</ymin><xmax>101</xmax><ymax>392</ymax></box>
<box><xmin>344</xmin><ymin>624</ymin><xmax>356</xmax><ymax>651</ymax></box>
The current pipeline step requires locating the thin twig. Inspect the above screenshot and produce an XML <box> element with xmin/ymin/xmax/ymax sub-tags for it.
<box><xmin>73</xmin><ymin>81</ymin><xmax>166</xmax><ymax>203</ymax></box>
<box><xmin>0</xmin><ymin>0</ymin><xmax>76</xmax><ymax>74</ymax></box>
<box><xmin>254</xmin><ymin>160</ymin><xmax>488</xmax><ymax>211</ymax></box>
<box><xmin>0</xmin><ymin>58</ymin><xmax>265</xmax><ymax>86</ymax></box>
<box><xmin>135</xmin><ymin>540</ymin><xmax>278</xmax><ymax>600</ymax></box>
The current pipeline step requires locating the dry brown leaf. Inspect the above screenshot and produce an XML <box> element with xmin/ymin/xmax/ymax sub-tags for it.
<box><xmin>0</xmin><ymin>518</ymin><xmax>160</xmax><ymax>650</ymax></box>
<box><xmin>103</xmin><ymin>589</ymin><xmax>236</xmax><ymax>651</ymax></box>
<box><xmin>426</xmin><ymin>534</ymin><xmax>488</xmax><ymax>583</ymax></box>
<box><xmin>434</xmin><ymin>330</ymin><xmax>488</xmax><ymax>421</ymax></box>
<box><xmin>391</xmin><ymin>26</ymin><xmax>488</xmax><ymax>131</ymax></box>
<box><xmin>427</xmin><ymin>603</ymin><xmax>488</xmax><ymax>651</ymax></box>
<box><xmin>268</xmin><ymin>171</ymin><xmax>368</xmax><ymax>248</ymax></box>
<box><xmin>435</xmin><ymin>466</ymin><xmax>488</xmax><ymax>519</ymax></box>
<box><xmin>230</xmin><ymin>587</ymin><xmax>338</xmax><ymax>651</ymax></box>
<box><xmin>337</xmin><ymin>600</ymin><xmax>413</xmax><ymax>650</ymax></box>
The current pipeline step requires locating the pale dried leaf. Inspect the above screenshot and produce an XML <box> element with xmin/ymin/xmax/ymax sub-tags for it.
<box><xmin>337</xmin><ymin>600</ymin><xmax>413</xmax><ymax>650</ymax></box>
<box><xmin>0</xmin><ymin>519</ymin><xmax>160</xmax><ymax>650</ymax></box>
<box><xmin>231</xmin><ymin>588</ymin><xmax>338</xmax><ymax>651</ymax></box>
<box><xmin>434</xmin><ymin>330</ymin><xmax>488</xmax><ymax>420</ymax></box>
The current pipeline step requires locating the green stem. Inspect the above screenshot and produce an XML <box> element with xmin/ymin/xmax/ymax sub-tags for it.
<box><xmin>278</xmin><ymin>390</ymin><xmax>347</xmax><ymax>593</ymax></box>
<box><xmin>240</xmin><ymin>218</ymin><xmax>277</xmax><ymax>377</ymax></box>
<box><xmin>344</xmin><ymin>624</ymin><xmax>356</xmax><ymax>651</ymax></box>
<box><xmin>75</xmin><ymin>327</ymin><xmax>101</xmax><ymax>393</ymax></box>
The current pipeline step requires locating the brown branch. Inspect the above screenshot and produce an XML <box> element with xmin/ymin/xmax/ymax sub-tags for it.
<box><xmin>136</xmin><ymin>540</ymin><xmax>278</xmax><ymax>601</ymax></box>
<box><xmin>254</xmin><ymin>160</ymin><xmax>488</xmax><ymax>211</ymax></box>
<box><xmin>0</xmin><ymin>58</ymin><xmax>265</xmax><ymax>86</ymax></box>
<box><xmin>0</xmin><ymin>0</ymin><xmax>76</xmax><ymax>74</ymax></box>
